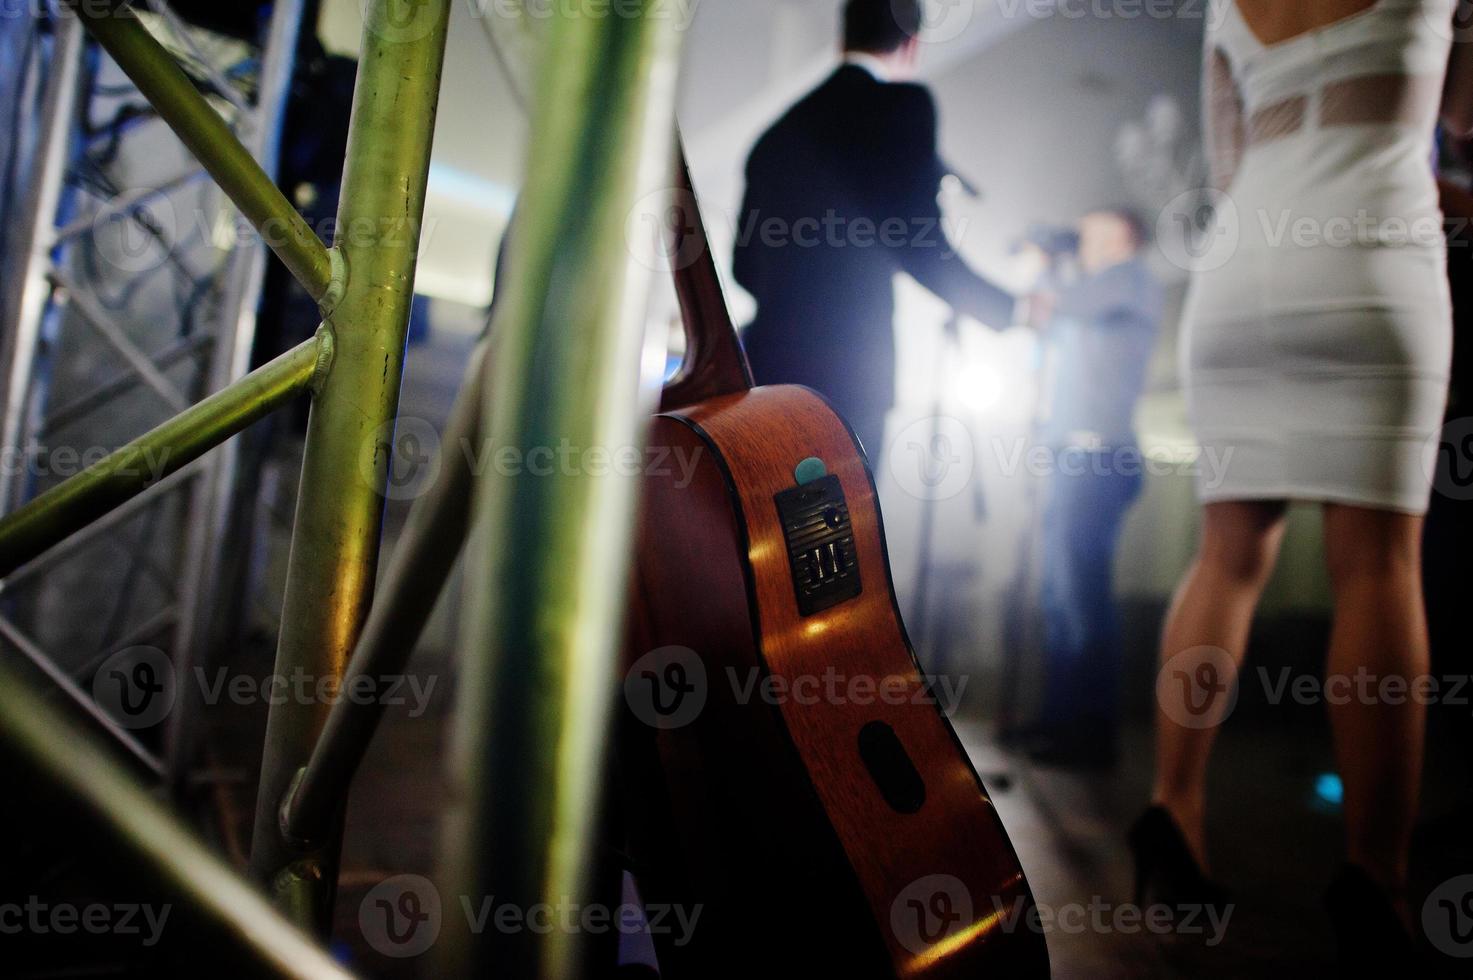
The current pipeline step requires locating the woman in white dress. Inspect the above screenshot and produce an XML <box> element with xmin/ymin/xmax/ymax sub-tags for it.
<box><xmin>1134</xmin><ymin>0</ymin><xmax>1473</xmax><ymax>961</ymax></box>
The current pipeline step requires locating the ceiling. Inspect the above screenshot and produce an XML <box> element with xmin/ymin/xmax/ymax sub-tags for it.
<box><xmin>314</xmin><ymin>0</ymin><xmax>1060</xmax><ymax>308</ymax></box>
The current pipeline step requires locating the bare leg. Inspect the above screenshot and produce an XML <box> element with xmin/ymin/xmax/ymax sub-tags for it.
<box><xmin>1151</xmin><ymin>499</ymin><xmax>1288</xmax><ymax>868</ymax></box>
<box><xmin>1321</xmin><ymin>503</ymin><xmax>1427</xmax><ymax>912</ymax></box>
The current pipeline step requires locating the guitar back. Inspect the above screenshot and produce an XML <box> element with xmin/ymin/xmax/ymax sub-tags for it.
<box><xmin>620</xmin><ymin>385</ymin><xmax>1049</xmax><ymax>978</ymax></box>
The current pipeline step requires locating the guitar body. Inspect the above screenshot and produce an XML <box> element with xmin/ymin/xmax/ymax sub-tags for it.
<box><xmin>620</xmin><ymin>384</ymin><xmax>1049</xmax><ymax>978</ymax></box>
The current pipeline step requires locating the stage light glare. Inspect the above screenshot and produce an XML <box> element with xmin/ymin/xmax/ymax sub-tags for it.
<box><xmin>953</xmin><ymin>362</ymin><xmax>1005</xmax><ymax>415</ymax></box>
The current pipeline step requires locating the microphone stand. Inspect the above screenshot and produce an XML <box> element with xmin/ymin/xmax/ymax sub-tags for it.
<box><xmin>909</xmin><ymin>314</ymin><xmax>973</xmax><ymax>658</ymax></box>
<box><xmin>996</xmin><ymin>295</ymin><xmax>1056</xmax><ymax>747</ymax></box>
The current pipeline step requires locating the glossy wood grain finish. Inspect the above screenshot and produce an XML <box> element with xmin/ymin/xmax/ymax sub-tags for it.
<box><xmin>659</xmin><ymin>141</ymin><xmax>753</xmax><ymax>413</ymax></box>
<box><xmin>622</xmin><ymin>384</ymin><xmax>1049</xmax><ymax>978</ymax></box>
<box><xmin>622</xmin><ymin>415</ymin><xmax>883</xmax><ymax>977</ymax></box>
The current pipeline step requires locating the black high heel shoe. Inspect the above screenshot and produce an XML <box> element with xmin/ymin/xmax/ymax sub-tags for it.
<box><xmin>1127</xmin><ymin>805</ymin><xmax>1230</xmax><ymax>910</ymax></box>
<box><xmin>1324</xmin><ymin>864</ymin><xmax>1423</xmax><ymax>973</ymax></box>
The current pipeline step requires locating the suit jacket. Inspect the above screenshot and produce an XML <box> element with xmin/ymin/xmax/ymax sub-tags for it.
<box><xmin>734</xmin><ymin>65</ymin><xmax>1011</xmax><ymax>448</ymax></box>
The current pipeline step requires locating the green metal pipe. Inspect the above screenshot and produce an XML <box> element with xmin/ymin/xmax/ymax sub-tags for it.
<box><xmin>0</xmin><ymin>336</ymin><xmax>323</xmax><ymax>578</ymax></box>
<box><xmin>280</xmin><ymin>340</ymin><xmax>489</xmax><ymax>849</ymax></box>
<box><xmin>439</xmin><ymin>5</ymin><xmax>682</xmax><ymax>977</ymax></box>
<box><xmin>0</xmin><ymin>660</ymin><xmax>356</xmax><ymax>979</ymax></box>
<box><xmin>0</xmin><ymin>464</ymin><xmax>198</xmax><ymax>588</ymax></box>
<box><xmin>247</xmin><ymin>0</ymin><xmax>451</xmax><ymax>932</ymax></box>
<box><xmin>63</xmin><ymin>1</ymin><xmax>334</xmax><ymax>301</ymax></box>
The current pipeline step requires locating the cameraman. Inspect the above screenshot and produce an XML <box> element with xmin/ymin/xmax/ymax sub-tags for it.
<box><xmin>1018</xmin><ymin>208</ymin><xmax>1163</xmax><ymax>769</ymax></box>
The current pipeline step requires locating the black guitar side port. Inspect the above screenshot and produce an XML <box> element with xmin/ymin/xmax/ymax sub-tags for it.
<box><xmin>858</xmin><ymin>720</ymin><xmax>926</xmax><ymax>814</ymax></box>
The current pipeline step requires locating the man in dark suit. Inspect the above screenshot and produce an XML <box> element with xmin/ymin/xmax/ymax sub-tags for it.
<box><xmin>734</xmin><ymin>0</ymin><xmax>1014</xmax><ymax>460</ymax></box>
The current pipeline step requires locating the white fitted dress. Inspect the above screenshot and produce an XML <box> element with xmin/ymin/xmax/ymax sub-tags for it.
<box><xmin>1181</xmin><ymin>0</ymin><xmax>1455</xmax><ymax>513</ymax></box>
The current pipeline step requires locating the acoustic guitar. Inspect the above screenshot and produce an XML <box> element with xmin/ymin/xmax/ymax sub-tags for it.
<box><xmin>617</xmin><ymin>141</ymin><xmax>1050</xmax><ymax>979</ymax></box>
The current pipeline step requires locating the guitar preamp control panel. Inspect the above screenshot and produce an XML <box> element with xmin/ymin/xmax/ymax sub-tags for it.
<box><xmin>774</xmin><ymin>473</ymin><xmax>862</xmax><ymax>616</ymax></box>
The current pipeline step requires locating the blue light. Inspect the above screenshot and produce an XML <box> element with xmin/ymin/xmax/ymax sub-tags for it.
<box><xmin>1314</xmin><ymin>773</ymin><xmax>1344</xmax><ymax>807</ymax></box>
<box><xmin>426</xmin><ymin>164</ymin><xmax>516</xmax><ymax>215</ymax></box>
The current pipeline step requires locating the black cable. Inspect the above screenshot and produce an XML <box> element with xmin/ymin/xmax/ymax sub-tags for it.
<box><xmin>84</xmin><ymin>99</ymin><xmax>158</xmax><ymax>166</ymax></box>
<box><xmin>67</xmin><ymin>152</ymin><xmax>215</xmax><ymax>321</ymax></box>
